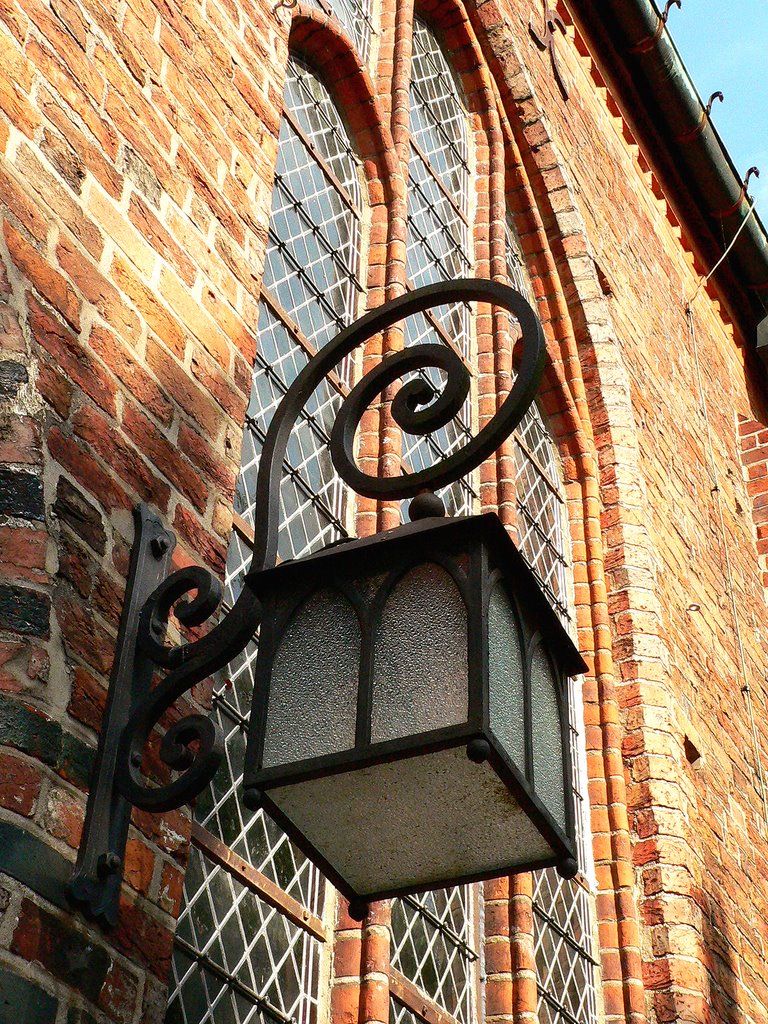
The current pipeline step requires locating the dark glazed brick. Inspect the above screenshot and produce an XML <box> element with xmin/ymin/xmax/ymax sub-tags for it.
<box><xmin>0</xmin><ymin>698</ymin><xmax>94</xmax><ymax>787</ymax></box>
<box><xmin>0</xmin><ymin>470</ymin><xmax>44</xmax><ymax>521</ymax></box>
<box><xmin>0</xmin><ymin>361</ymin><xmax>28</xmax><ymax>400</ymax></box>
<box><xmin>53</xmin><ymin>477</ymin><xmax>107</xmax><ymax>555</ymax></box>
<box><xmin>58</xmin><ymin>731</ymin><xmax>96</xmax><ymax>789</ymax></box>
<box><xmin>0</xmin><ymin>820</ymin><xmax>72</xmax><ymax>909</ymax></box>
<box><xmin>0</xmin><ymin>965</ymin><xmax>57</xmax><ymax>1024</ymax></box>
<box><xmin>0</xmin><ymin>584</ymin><xmax>50</xmax><ymax>637</ymax></box>
<box><xmin>0</xmin><ymin>697</ymin><xmax>63</xmax><ymax>766</ymax></box>
<box><xmin>12</xmin><ymin>898</ymin><xmax>112</xmax><ymax>1002</ymax></box>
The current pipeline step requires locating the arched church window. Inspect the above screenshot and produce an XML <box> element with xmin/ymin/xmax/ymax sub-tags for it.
<box><xmin>505</xmin><ymin>219</ymin><xmax>599</xmax><ymax>1024</ymax></box>
<box><xmin>389</xmin><ymin>20</ymin><xmax>480</xmax><ymax>1024</ymax></box>
<box><xmin>165</xmin><ymin>55</ymin><xmax>364</xmax><ymax>1024</ymax></box>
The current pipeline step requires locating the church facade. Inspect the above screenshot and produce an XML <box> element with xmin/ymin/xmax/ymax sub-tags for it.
<box><xmin>0</xmin><ymin>2</ymin><xmax>767</xmax><ymax>1024</ymax></box>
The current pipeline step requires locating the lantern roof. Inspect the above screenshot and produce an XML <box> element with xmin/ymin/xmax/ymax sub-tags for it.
<box><xmin>243</xmin><ymin>511</ymin><xmax>587</xmax><ymax>678</ymax></box>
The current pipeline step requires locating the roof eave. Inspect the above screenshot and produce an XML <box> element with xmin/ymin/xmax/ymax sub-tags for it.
<box><xmin>566</xmin><ymin>0</ymin><xmax>768</xmax><ymax>352</ymax></box>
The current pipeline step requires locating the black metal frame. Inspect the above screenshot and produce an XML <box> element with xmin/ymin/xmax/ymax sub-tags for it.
<box><xmin>71</xmin><ymin>278</ymin><xmax>547</xmax><ymax>925</ymax></box>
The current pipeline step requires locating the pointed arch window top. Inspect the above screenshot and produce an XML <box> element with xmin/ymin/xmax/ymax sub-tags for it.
<box><xmin>303</xmin><ymin>0</ymin><xmax>375</xmax><ymax>63</ymax></box>
<box><xmin>410</xmin><ymin>18</ymin><xmax>470</xmax><ymax>198</ymax></box>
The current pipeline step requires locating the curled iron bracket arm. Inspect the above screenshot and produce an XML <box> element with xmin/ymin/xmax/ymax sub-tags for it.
<box><xmin>251</xmin><ymin>278</ymin><xmax>545</xmax><ymax>569</ymax></box>
<box><xmin>116</xmin><ymin>586</ymin><xmax>262</xmax><ymax>812</ymax></box>
<box><xmin>72</xmin><ymin>277</ymin><xmax>545</xmax><ymax>925</ymax></box>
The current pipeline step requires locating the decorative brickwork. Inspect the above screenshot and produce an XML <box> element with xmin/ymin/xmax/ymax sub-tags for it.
<box><xmin>1</xmin><ymin>1</ymin><xmax>767</xmax><ymax>1023</ymax></box>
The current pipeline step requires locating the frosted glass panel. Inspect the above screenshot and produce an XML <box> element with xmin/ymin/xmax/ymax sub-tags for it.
<box><xmin>371</xmin><ymin>564</ymin><xmax>468</xmax><ymax>743</ymax></box>
<box><xmin>262</xmin><ymin>589</ymin><xmax>360</xmax><ymax>767</ymax></box>
<box><xmin>530</xmin><ymin>642</ymin><xmax>565</xmax><ymax>829</ymax></box>
<box><xmin>488</xmin><ymin>583</ymin><xmax>526</xmax><ymax>769</ymax></box>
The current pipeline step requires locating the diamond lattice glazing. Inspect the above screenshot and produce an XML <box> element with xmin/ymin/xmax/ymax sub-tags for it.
<box><xmin>165</xmin><ymin>55</ymin><xmax>363</xmax><ymax>1024</ymax></box>
<box><xmin>390</xmin><ymin>889</ymin><xmax>479</xmax><ymax>1024</ymax></box>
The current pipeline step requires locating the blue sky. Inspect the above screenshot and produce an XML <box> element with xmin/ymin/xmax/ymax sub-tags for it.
<box><xmin>668</xmin><ymin>0</ymin><xmax>768</xmax><ymax>224</ymax></box>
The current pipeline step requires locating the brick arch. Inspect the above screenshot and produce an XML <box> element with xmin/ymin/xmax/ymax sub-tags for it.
<box><xmin>460</xmin><ymin>6</ymin><xmax>716</xmax><ymax>1024</ymax></box>
<box><xmin>289</xmin><ymin>8</ymin><xmax>405</xmax><ymax>305</ymax></box>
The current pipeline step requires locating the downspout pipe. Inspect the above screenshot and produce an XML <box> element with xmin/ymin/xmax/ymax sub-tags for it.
<box><xmin>569</xmin><ymin>0</ymin><xmax>768</xmax><ymax>345</ymax></box>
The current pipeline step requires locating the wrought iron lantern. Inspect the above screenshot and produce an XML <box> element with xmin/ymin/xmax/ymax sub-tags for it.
<box><xmin>71</xmin><ymin>279</ymin><xmax>585</xmax><ymax>926</ymax></box>
<box><xmin>242</xmin><ymin>505</ymin><xmax>584</xmax><ymax>912</ymax></box>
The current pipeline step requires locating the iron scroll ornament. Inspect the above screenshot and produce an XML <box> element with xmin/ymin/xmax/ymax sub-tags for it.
<box><xmin>72</xmin><ymin>278</ymin><xmax>545</xmax><ymax>923</ymax></box>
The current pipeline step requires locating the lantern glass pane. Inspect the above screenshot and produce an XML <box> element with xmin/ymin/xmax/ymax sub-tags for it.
<box><xmin>268</xmin><ymin>747</ymin><xmax>552</xmax><ymax>894</ymax></box>
<box><xmin>530</xmin><ymin>642</ymin><xmax>566</xmax><ymax>829</ymax></box>
<box><xmin>487</xmin><ymin>582</ymin><xmax>526</xmax><ymax>770</ymax></box>
<box><xmin>262</xmin><ymin>589</ymin><xmax>360</xmax><ymax>767</ymax></box>
<box><xmin>371</xmin><ymin>563</ymin><xmax>468</xmax><ymax>743</ymax></box>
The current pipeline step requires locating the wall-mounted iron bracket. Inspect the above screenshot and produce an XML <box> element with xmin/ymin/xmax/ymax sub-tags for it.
<box><xmin>69</xmin><ymin>505</ymin><xmax>176</xmax><ymax>927</ymax></box>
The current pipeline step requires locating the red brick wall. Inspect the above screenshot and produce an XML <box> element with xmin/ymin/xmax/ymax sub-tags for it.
<box><xmin>1</xmin><ymin>0</ymin><xmax>767</xmax><ymax>1023</ymax></box>
<box><xmin>0</xmin><ymin>0</ymin><xmax>289</xmax><ymax>1018</ymax></box>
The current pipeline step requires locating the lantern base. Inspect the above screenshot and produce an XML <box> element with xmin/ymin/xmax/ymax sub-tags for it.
<box><xmin>246</xmin><ymin>736</ymin><xmax>576</xmax><ymax>905</ymax></box>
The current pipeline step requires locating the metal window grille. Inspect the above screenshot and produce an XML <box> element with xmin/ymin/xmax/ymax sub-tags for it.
<box><xmin>301</xmin><ymin>0</ymin><xmax>375</xmax><ymax>62</ymax></box>
<box><xmin>403</xmin><ymin>17</ymin><xmax>475</xmax><ymax>520</ymax></box>
<box><xmin>166</xmin><ymin>56</ymin><xmax>364</xmax><ymax>1024</ymax></box>
<box><xmin>389</xmin><ymin>23</ymin><xmax>479</xmax><ymax>1024</ymax></box>
<box><xmin>505</xmin><ymin>221</ymin><xmax>598</xmax><ymax>1024</ymax></box>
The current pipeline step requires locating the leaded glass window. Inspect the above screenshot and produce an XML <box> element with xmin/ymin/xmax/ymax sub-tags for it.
<box><xmin>390</xmin><ymin>889</ymin><xmax>480</xmax><ymax>1024</ymax></box>
<box><xmin>166</xmin><ymin>56</ymin><xmax>364</xmax><ymax>1024</ymax></box>
<box><xmin>403</xmin><ymin>16</ymin><xmax>474</xmax><ymax>519</ymax></box>
<box><xmin>302</xmin><ymin>0</ymin><xmax>375</xmax><ymax>62</ymax></box>
<box><xmin>389</xmin><ymin>22</ymin><xmax>480</xmax><ymax>1024</ymax></box>
<box><xmin>505</xmin><ymin>221</ymin><xmax>598</xmax><ymax>1024</ymax></box>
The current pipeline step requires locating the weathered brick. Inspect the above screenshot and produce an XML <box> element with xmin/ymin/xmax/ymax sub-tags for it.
<box><xmin>53</xmin><ymin>476</ymin><xmax>107</xmax><ymax>555</ymax></box>
<box><xmin>0</xmin><ymin>584</ymin><xmax>50</xmax><ymax>637</ymax></box>
<box><xmin>112</xmin><ymin>898</ymin><xmax>174</xmax><ymax>981</ymax></box>
<box><xmin>67</xmin><ymin>665</ymin><xmax>105</xmax><ymax>732</ymax></box>
<box><xmin>0</xmin><ymin>698</ymin><xmax>61</xmax><ymax>766</ymax></box>
<box><xmin>0</xmin><ymin>359</ymin><xmax>28</xmax><ymax>399</ymax></box>
<box><xmin>4</xmin><ymin>221</ymin><xmax>81</xmax><ymax>331</ymax></box>
<box><xmin>0</xmin><ymin>414</ymin><xmax>41</xmax><ymax>466</ymax></box>
<box><xmin>122</xmin><ymin>403</ymin><xmax>209</xmax><ymax>512</ymax></box>
<box><xmin>11</xmin><ymin>898</ymin><xmax>112</xmax><ymax>1002</ymax></box>
<box><xmin>56</xmin><ymin>233</ymin><xmax>140</xmax><ymax>341</ymax></box>
<box><xmin>0</xmin><ymin>526</ymin><xmax>47</xmax><ymax>586</ymax></box>
<box><xmin>53</xmin><ymin>590</ymin><xmax>114</xmax><ymax>676</ymax></box>
<box><xmin>0</xmin><ymin>469</ymin><xmax>44</xmax><ymax>521</ymax></box>
<box><xmin>88</xmin><ymin>323</ymin><xmax>174</xmax><ymax>426</ymax></box>
<box><xmin>0</xmin><ymin>750</ymin><xmax>42</xmax><ymax>816</ymax></box>
<box><xmin>28</xmin><ymin>295</ymin><xmax>116</xmax><ymax>416</ymax></box>
<box><xmin>71</xmin><ymin>404</ymin><xmax>171</xmax><ymax>510</ymax></box>
<box><xmin>48</xmin><ymin>428</ymin><xmax>132</xmax><ymax>512</ymax></box>
<box><xmin>146</xmin><ymin>340</ymin><xmax>222</xmax><ymax>436</ymax></box>
<box><xmin>0</xmin><ymin>642</ymin><xmax>48</xmax><ymax>693</ymax></box>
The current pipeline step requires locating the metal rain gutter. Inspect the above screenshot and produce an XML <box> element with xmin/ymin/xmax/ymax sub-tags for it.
<box><xmin>568</xmin><ymin>0</ymin><xmax>768</xmax><ymax>345</ymax></box>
